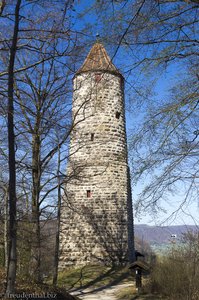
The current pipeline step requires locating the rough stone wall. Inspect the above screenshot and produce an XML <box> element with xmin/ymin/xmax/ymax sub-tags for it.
<box><xmin>59</xmin><ymin>72</ymin><xmax>131</xmax><ymax>268</ymax></box>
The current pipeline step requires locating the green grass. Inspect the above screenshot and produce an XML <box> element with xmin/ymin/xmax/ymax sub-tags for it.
<box><xmin>57</xmin><ymin>264</ymin><xmax>133</xmax><ymax>290</ymax></box>
<box><xmin>57</xmin><ymin>265</ymin><xmax>168</xmax><ymax>299</ymax></box>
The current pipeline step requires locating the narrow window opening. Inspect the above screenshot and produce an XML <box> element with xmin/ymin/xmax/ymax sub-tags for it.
<box><xmin>95</xmin><ymin>73</ymin><xmax>102</xmax><ymax>83</ymax></box>
<box><xmin>87</xmin><ymin>190</ymin><xmax>91</xmax><ymax>198</ymax></box>
<box><xmin>91</xmin><ymin>133</ymin><xmax>94</xmax><ymax>141</ymax></box>
<box><xmin>115</xmin><ymin>111</ymin><xmax>121</xmax><ymax>119</ymax></box>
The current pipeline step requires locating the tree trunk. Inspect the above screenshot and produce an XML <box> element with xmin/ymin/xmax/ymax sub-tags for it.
<box><xmin>4</xmin><ymin>186</ymin><xmax>8</xmax><ymax>270</ymax></box>
<box><xmin>30</xmin><ymin>205</ymin><xmax>41</xmax><ymax>282</ymax></box>
<box><xmin>6</xmin><ymin>0</ymin><xmax>21</xmax><ymax>294</ymax></box>
<box><xmin>127</xmin><ymin>166</ymin><xmax>135</xmax><ymax>263</ymax></box>
<box><xmin>53</xmin><ymin>146</ymin><xmax>62</xmax><ymax>285</ymax></box>
<box><xmin>30</xmin><ymin>132</ymin><xmax>41</xmax><ymax>282</ymax></box>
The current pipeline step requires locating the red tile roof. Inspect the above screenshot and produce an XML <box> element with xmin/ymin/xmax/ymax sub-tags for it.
<box><xmin>76</xmin><ymin>43</ymin><xmax>122</xmax><ymax>77</ymax></box>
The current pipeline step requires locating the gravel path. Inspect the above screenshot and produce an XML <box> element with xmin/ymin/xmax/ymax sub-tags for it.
<box><xmin>71</xmin><ymin>283</ymin><xmax>134</xmax><ymax>300</ymax></box>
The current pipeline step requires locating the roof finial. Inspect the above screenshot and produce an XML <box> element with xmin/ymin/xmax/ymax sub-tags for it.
<box><xmin>96</xmin><ymin>32</ymin><xmax>100</xmax><ymax>42</ymax></box>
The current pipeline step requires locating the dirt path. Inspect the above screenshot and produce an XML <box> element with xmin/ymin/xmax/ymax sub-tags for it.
<box><xmin>71</xmin><ymin>283</ymin><xmax>134</xmax><ymax>300</ymax></box>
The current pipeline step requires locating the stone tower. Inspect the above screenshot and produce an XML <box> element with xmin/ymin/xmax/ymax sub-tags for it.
<box><xmin>59</xmin><ymin>43</ymin><xmax>134</xmax><ymax>268</ymax></box>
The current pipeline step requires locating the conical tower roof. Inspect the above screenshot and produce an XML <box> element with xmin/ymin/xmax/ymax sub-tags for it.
<box><xmin>76</xmin><ymin>42</ymin><xmax>122</xmax><ymax>77</ymax></box>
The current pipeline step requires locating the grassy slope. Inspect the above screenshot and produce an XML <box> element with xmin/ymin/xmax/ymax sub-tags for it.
<box><xmin>0</xmin><ymin>265</ymin><xmax>168</xmax><ymax>300</ymax></box>
<box><xmin>58</xmin><ymin>265</ymin><xmax>132</xmax><ymax>290</ymax></box>
<box><xmin>57</xmin><ymin>265</ymin><xmax>169</xmax><ymax>300</ymax></box>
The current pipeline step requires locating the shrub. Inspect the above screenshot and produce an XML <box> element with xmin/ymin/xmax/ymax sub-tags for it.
<box><xmin>150</xmin><ymin>231</ymin><xmax>199</xmax><ymax>300</ymax></box>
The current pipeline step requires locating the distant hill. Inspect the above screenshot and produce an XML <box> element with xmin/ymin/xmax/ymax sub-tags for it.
<box><xmin>134</xmin><ymin>224</ymin><xmax>198</xmax><ymax>246</ymax></box>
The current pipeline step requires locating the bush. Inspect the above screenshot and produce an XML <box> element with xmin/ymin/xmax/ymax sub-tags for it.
<box><xmin>149</xmin><ymin>231</ymin><xmax>199</xmax><ymax>300</ymax></box>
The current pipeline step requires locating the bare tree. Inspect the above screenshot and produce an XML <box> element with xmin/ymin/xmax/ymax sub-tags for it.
<box><xmin>125</xmin><ymin>1</ymin><xmax>199</xmax><ymax>219</ymax></box>
<box><xmin>6</xmin><ymin>0</ymin><xmax>21</xmax><ymax>294</ymax></box>
<box><xmin>14</xmin><ymin>57</ymin><xmax>72</xmax><ymax>281</ymax></box>
<box><xmin>0</xmin><ymin>0</ymin><xmax>87</xmax><ymax>286</ymax></box>
<box><xmin>95</xmin><ymin>0</ymin><xmax>199</xmax><ymax>220</ymax></box>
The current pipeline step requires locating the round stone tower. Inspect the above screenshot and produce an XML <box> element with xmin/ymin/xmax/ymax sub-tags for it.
<box><xmin>59</xmin><ymin>43</ymin><xmax>135</xmax><ymax>267</ymax></box>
